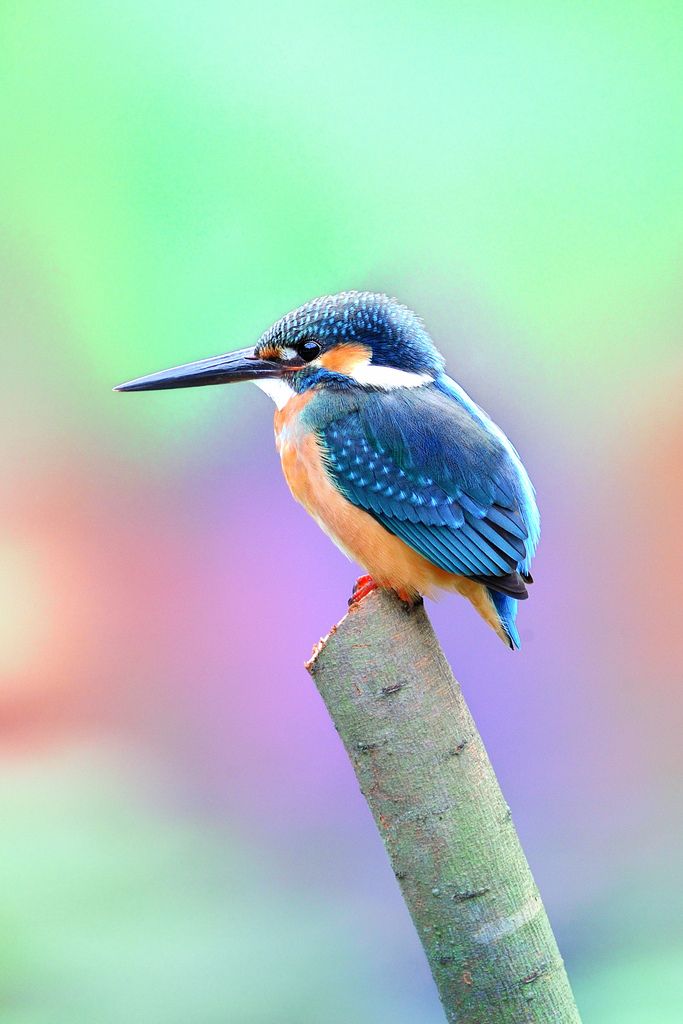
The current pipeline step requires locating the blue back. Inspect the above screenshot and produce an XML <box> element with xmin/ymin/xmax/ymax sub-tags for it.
<box><xmin>302</xmin><ymin>382</ymin><xmax>539</xmax><ymax>589</ymax></box>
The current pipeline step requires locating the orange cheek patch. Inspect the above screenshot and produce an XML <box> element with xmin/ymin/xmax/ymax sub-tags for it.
<box><xmin>319</xmin><ymin>343</ymin><xmax>372</xmax><ymax>374</ymax></box>
<box><xmin>258</xmin><ymin>344</ymin><xmax>282</xmax><ymax>361</ymax></box>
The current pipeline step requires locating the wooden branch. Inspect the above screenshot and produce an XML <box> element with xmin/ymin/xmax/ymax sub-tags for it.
<box><xmin>306</xmin><ymin>590</ymin><xmax>581</xmax><ymax>1024</ymax></box>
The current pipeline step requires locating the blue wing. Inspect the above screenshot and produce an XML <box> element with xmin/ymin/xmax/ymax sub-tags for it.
<box><xmin>315</xmin><ymin>384</ymin><xmax>539</xmax><ymax>597</ymax></box>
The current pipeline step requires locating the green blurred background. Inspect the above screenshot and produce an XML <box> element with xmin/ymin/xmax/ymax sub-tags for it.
<box><xmin>1</xmin><ymin>2</ymin><xmax>682</xmax><ymax>1021</ymax></box>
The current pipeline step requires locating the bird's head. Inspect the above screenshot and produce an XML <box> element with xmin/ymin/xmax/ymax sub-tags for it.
<box><xmin>114</xmin><ymin>292</ymin><xmax>444</xmax><ymax>404</ymax></box>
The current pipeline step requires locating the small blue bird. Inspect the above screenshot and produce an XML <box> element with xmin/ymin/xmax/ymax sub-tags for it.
<box><xmin>116</xmin><ymin>292</ymin><xmax>540</xmax><ymax>648</ymax></box>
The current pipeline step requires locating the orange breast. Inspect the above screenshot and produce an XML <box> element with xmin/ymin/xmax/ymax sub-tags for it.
<box><xmin>272</xmin><ymin>393</ymin><xmax>508</xmax><ymax>642</ymax></box>
<box><xmin>274</xmin><ymin>396</ymin><xmax>451</xmax><ymax>598</ymax></box>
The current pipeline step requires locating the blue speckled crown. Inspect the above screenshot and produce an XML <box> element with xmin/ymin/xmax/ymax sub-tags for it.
<box><xmin>257</xmin><ymin>292</ymin><xmax>444</xmax><ymax>375</ymax></box>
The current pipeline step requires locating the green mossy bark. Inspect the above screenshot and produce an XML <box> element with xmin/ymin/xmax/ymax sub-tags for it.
<box><xmin>307</xmin><ymin>590</ymin><xmax>581</xmax><ymax>1024</ymax></box>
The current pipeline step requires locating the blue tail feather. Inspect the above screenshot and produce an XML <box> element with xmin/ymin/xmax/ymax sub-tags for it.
<box><xmin>488</xmin><ymin>589</ymin><xmax>520</xmax><ymax>650</ymax></box>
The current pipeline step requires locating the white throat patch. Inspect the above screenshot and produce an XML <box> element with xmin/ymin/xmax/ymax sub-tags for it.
<box><xmin>253</xmin><ymin>378</ymin><xmax>296</xmax><ymax>409</ymax></box>
<box><xmin>253</xmin><ymin>363</ymin><xmax>432</xmax><ymax>408</ymax></box>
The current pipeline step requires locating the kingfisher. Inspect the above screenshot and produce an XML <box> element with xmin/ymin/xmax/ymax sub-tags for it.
<box><xmin>115</xmin><ymin>292</ymin><xmax>540</xmax><ymax>648</ymax></box>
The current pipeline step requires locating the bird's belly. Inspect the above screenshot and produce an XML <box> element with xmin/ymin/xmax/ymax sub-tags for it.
<box><xmin>275</xmin><ymin>417</ymin><xmax>506</xmax><ymax>637</ymax></box>
<box><xmin>276</xmin><ymin>425</ymin><xmax>458</xmax><ymax>599</ymax></box>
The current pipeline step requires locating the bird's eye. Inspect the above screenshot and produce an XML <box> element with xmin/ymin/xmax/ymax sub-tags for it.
<box><xmin>298</xmin><ymin>339</ymin><xmax>321</xmax><ymax>362</ymax></box>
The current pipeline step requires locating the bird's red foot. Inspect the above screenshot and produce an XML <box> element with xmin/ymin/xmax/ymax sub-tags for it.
<box><xmin>348</xmin><ymin>574</ymin><xmax>379</xmax><ymax>607</ymax></box>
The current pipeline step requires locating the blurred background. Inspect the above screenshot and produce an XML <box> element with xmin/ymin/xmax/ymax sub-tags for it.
<box><xmin>1</xmin><ymin>2</ymin><xmax>682</xmax><ymax>1021</ymax></box>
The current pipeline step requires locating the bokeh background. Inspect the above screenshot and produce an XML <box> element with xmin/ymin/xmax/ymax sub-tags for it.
<box><xmin>2</xmin><ymin>2</ymin><xmax>682</xmax><ymax>1021</ymax></box>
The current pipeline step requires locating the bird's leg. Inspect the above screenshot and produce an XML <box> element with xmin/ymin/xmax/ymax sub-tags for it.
<box><xmin>348</xmin><ymin>574</ymin><xmax>379</xmax><ymax>606</ymax></box>
<box><xmin>349</xmin><ymin>576</ymin><xmax>423</xmax><ymax>608</ymax></box>
<box><xmin>395</xmin><ymin>587</ymin><xmax>419</xmax><ymax>606</ymax></box>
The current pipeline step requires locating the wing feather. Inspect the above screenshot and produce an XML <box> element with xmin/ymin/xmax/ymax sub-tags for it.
<box><xmin>314</xmin><ymin>385</ymin><xmax>538</xmax><ymax>595</ymax></box>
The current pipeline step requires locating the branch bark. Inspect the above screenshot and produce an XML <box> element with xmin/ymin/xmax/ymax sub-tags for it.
<box><xmin>306</xmin><ymin>590</ymin><xmax>581</xmax><ymax>1024</ymax></box>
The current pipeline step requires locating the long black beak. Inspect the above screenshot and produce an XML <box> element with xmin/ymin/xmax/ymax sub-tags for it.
<box><xmin>113</xmin><ymin>346</ymin><xmax>282</xmax><ymax>392</ymax></box>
